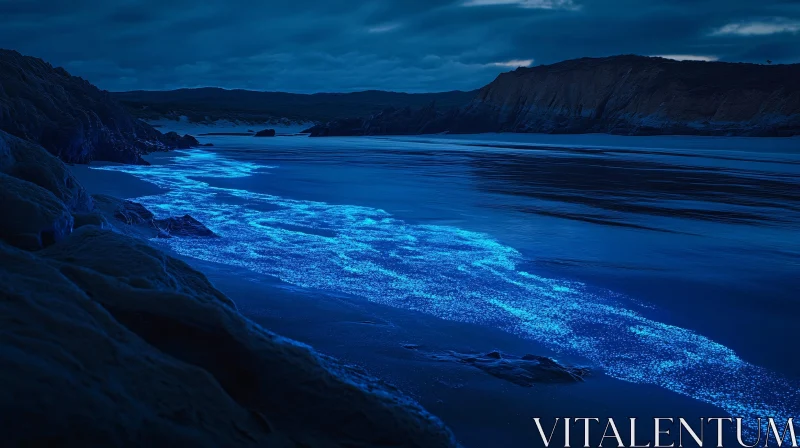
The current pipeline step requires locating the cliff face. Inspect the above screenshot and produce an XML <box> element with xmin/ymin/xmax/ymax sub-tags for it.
<box><xmin>309</xmin><ymin>55</ymin><xmax>800</xmax><ymax>137</ymax></box>
<box><xmin>459</xmin><ymin>55</ymin><xmax>800</xmax><ymax>136</ymax></box>
<box><xmin>0</xmin><ymin>49</ymin><xmax>184</xmax><ymax>164</ymax></box>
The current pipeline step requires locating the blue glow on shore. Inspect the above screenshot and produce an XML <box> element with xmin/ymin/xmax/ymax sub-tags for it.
<box><xmin>93</xmin><ymin>149</ymin><xmax>798</xmax><ymax>428</ymax></box>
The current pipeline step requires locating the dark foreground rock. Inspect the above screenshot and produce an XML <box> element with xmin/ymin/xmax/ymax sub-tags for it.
<box><xmin>0</xmin><ymin>242</ymin><xmax>279</xmax><ymax>447</ymax></box>
<box><xmin>405</xmin><ymin>346</ymin><xmax>589</xmax><ymax>386</ymax></box>
<box><xmin>0</xmin><ymin>49</ymin><xmax>202</xmax><ymax>164</ymax></box>
<box><xmin>0</xmin><ymin>171</ymin><xmax>74</xmax><ymax>250</ymax></box>
<box><xmin>0</xmin><ymin>130</ymin><xmax>93</xmax><ymax>212</ymax></box>
<box><xmin>308</xmin><ymin>55</ymin><xmax>800</xmax><ymax>137</ymax></box>
<box><xmin>254</xmin><ymin>128</ymin><xmax>276</xmax><ymax>137</ymax></box>
<box><xmin>0</xmin><ymin>130</ymin><xmax>459</xmax><ymax>447</ymax></box>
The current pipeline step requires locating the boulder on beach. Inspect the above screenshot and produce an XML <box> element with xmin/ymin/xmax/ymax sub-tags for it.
<box><xmin>254</xmin><ymin>128</ymin><xmax>276</xmax><ymax>137</ymax></box>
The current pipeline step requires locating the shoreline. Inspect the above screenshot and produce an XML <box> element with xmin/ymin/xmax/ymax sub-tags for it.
<box><xmin>68</xmin><ymin>147</ymin><xmax>733</xmax><ymax>447</ymax></box>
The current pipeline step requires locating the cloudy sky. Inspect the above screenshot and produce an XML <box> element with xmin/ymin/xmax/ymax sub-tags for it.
<box><xmin>1</xmin><ymin>0</ymin><xmax>798</xmax><ymax>92</ymax></box>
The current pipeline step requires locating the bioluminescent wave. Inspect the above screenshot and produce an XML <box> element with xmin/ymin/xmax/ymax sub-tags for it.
<box><xmin>93</xmin><ymin>150</ymin><xmax>798</xmax><ymax>428</ymax></box>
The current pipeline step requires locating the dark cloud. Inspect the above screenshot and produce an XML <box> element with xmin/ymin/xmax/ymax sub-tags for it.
<box><xmin>1</xmin><ymin>0</ymin><xmax>798</xmax><ymax>92</ymax></box>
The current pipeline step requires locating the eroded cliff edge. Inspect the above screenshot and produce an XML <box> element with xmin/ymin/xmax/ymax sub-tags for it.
<box><xmin>308</xmin><ymin>55</ymin><xmax>800</xmax><ymax>137</ymax></box>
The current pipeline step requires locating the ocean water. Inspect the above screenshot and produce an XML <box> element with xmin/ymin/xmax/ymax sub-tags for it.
<box><xmin>90</xmin><ymin>133</ymin><xmax>800</xmax><ymax>438</ymax></box>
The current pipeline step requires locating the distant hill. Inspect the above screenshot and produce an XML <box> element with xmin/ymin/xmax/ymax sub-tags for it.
<box><xmin>112</xmin><ymin>88</ymin><xmax>478</xmax><ymax>124</ymax></box>
<box><xmin>308</xmin><ymin>55</ymin><xmax>800</xmax><ymax>137</ymax></box>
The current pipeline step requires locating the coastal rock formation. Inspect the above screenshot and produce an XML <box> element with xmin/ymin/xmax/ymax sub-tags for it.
<box><xmin>308</xmin><ymin>55</ymin><xmax>800</xmax><ymax>137</ymax></box>
<box><xmin>0</xmin><ymin>130</ymin><xmax>92</xmax><ymax>212</ymax></box>
<box><xmin>0</xmin><ymin>172</ymin><xmax>73</xmax><ymax>250</ymax></box>
<box><xmin>405</xmin><ymin>346</ymin><xmax>589</xmax><ymax>387</ymax></box>
<box><xmin>92</xmin><ymin>194</ymin><xmax>216</xmax><ymax>239</ymax></box>
<box><xmin>154</xmin><ymin>215</ymin><xmax>218</xmax><ymax>238</ymax></box>
<box><xmin>254</xmin><ymin>128</ymin><xmax>276</xmax><ymax>137</ymax></box>
<box><xmin>0</xmin><ymin>130</ymin><xmax>459</xmax><ymax>447</ymax></box>
<box><xmin>0</xmin><ymin>242</ymin><xmax>281</xmax><ymax>448</ymax></box>
<box><xmin>162</xmin><ymin>131</ymin><xmax>200</xmax><ymax>149</ymax></box>
<box><xmin>0</xmin><ymin>49</ymin><xmax>201</xmax><ymax>164</ymax></box>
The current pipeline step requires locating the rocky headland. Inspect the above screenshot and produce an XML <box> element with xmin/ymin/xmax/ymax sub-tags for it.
<box><xmin>0</xmin><ymin>49</ymin><xmax>202</xmax><ymax>165</ymax></box>
<box><xmin>307</xmin><ymin>55</ymin><xmax>800</xmax><ymax>137</ymax></box>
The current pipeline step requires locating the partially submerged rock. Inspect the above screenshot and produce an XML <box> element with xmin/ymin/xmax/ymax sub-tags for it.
<box><xmin>112</xmin><ymin>198</ymin><xmax>156</xmax><ymax>225</ymax></box>
<box><xmin>92</xmin><ymin>194</ymin><xmax>216</xmax><ymax>239</ymax></box>
<box><xmin>254</xmin><ymin>128</ymin><xmax>276</xmax><ymax>137</ymax></box>
<box><xmin>154</xmin><ymin>214</ymin><xmax>218</xmax><ymax>238</ymax></box>
<box><xmin>407</xmin><ymin>347</ymin><xmax>589</xmax><ymax>386</ymax></box>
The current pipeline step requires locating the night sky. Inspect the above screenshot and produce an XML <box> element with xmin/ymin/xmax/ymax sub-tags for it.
<box><xmin>1</xmin><ymin>0</ymin><xmax>798</xmax><ymax>92</ymax></box>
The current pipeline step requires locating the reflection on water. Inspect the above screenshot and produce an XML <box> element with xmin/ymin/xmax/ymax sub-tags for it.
<box><xmin>92</xmin><ymin>134</ymin><xmax>800</xmax><ymax>431</ymax></box>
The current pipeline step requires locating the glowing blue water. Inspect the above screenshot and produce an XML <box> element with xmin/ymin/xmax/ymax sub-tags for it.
<box><xmin>92</xmin><ymin>140</ymin><xmax>799</xmax><ymax>429</ymax></box>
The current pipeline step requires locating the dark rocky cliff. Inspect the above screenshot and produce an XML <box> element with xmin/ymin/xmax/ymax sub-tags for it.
<box><xmin>0</xmin><ymin>49</ymin><xmax>196</xmax><ymax>164</ymax></box>
<box><xmin>308</xmin><ymin>55</ymin><xmax>800</xmax><ymax>137</ymax></box>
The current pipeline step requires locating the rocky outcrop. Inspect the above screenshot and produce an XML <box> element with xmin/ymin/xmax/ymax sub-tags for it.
<box><xmin>0</xmin><ymin>49</ymin><xmax>201</xmax><ymax>164</ymax></box>
<box><xmin>0</xmin><ymin>130</ymin><xmax>93</xmax><ymax>212</ymax></box>
<box><xmin>0</xmin><ymin>242</ymin><xmax>278</xmax><ymax>448</ymax></box>
<box><xmin>0</xmin><ymin>172</ymin><xmax>74</xmax><ymax>250</ymax></box>
<box><xmin>0</xmin><ymin>129</ymin><xmax>459</xmax><ymax>447</ymax></box>
<box><xmin>91</xmin><ymin>194</ymin><xmax>216</xmax><ymax>239</ymax></box>
<box><xmin>154</xmin><ymin>215</ymin><xmax>217</xmax><ymax>238</ymax></box>
<box><xmin>162</xmin><ymin>131</ymin><xmax>200</xmax><ymax>149</ymax></box>
<box><xmin>254</xmin><ymin>128</ymin><xmax>276</xmax><ymax>137</ymax></box>
<box><xmin>308</xmin><ymin>55</ymin><xmax>800</xmax><ymax>137</ymax></box>
<box><xmin>404</xmin><ymin>346</ymin><xmax>589</xmax><ymax>387</ymax></box>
